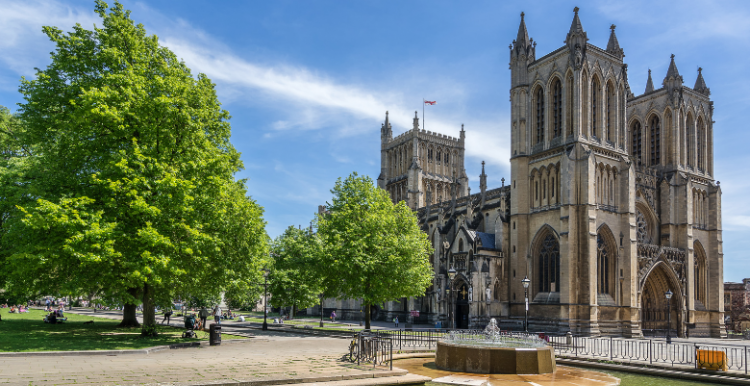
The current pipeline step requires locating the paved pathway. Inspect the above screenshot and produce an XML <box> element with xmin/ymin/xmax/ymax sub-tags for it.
<box><xmin>0</xmin><ymin>332</ymin><xmax>400</xmax><ymax>386</ymax></box>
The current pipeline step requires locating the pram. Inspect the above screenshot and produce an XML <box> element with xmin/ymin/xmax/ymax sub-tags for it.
<box><xmin>182</xmin><ymin>314</ymin><xmax>199</xmax><ymax>338</ymax></box>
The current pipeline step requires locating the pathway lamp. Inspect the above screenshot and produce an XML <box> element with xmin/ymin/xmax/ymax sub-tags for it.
<box><xmin>448</xmin><ymin>266</ymin><xmax>457</xmax><ymax>330</ymax></box>
<box><xmin>319</xmin><ymin>293</ymin><xmax>325</xmax><ymax>328</ymax></box>
<box><xmin>522</xmin><ymin>276</ymin><xmax>531</xmax><ymax>332</ymax></box>
<box><xmin>665</xmin><ymin>289</ymin><xmax>673</xmax><ymax>344</ymax></box>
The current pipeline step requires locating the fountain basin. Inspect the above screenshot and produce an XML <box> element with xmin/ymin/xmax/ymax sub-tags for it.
<box><xmin>435</xmin><ymin>341</ymin><xmax>556</xmax><ymax>374</ymax></box>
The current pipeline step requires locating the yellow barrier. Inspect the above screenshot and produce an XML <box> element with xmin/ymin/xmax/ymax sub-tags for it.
<box><xmin>696</xmin><ymin>349</ymin><xmax>728</xmax><ymax>371</ymax></box>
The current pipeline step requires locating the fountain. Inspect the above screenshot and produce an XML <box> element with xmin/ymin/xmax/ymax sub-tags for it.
<box><xmin>435</xmin><ymin>319</ymin><xmax>555</xmax><ymax>374</ymax></box>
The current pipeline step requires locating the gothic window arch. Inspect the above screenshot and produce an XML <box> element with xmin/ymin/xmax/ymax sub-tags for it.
<box><xmin>535</xmin><ymin>86</ymin><xmax>545</xmax><ymax>144</ymax></box>
<box><xmin>631</xmin><ymin>121</ymin><xmax>642</xmax><ymax>161</ymax></box>
<box><xmin>537</xmin><ymin>233</ymin><xmax>560</xmax><ymax>293</ymax></box>
<box><xmin>493</xmin><ymin>281</ymin><xmax>500</xmax><ymax>301</ymax></box>
<box><xmin>458</xmin><ymin>239</ymin><xmax>464</xmax><ymax>252</ymax></box>
<box><xmin>552</xmin><ymin>78</ymin><xmax>562</xmax><ymax>138</ymax></box>
<box><xmin>592</xmin><ymin>76</ymin><xmax>600</xmax><ymax>138</ymax></box>
<box><xmin>597</xmin><ymin>232</ymin><xmax>613</xmax><ymax>295</ymax></box>
<box><xmin>686</xmin><ymin>113</ymin><xmax>694</xmax><ymax>167</ymax></box>
<box><xmin>606</xmin><ymin>81</ymin><xmax>615</xmax><ymax>142</ymax></box>
<box><xmin>566</xmin><ymin>75</ymin><xmax>574</xmax><ymax>136</ymax></box>
<box><xmin>697</xmin><ymin>117</ymin><xmax>705</xmax><ymax>171</ymax></box>
<box><xmin>694</xmin><ymin>241</ymin><xmax>707</xmax><ymax>305</ymax></box>
<box><xmin>650</xmin><ymin>115</ymin><xmax>661</xmax><ymax>166</ymax></box>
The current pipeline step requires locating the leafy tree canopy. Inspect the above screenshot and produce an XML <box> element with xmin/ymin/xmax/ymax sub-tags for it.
<box><xmin>268</xmin><ymin>225</ymin><xmax>324</xmax><ymax>318</ymax></box>
<box><xmin>0</xmin><ymin>1</ymin><xmax>268</xmax><ymax>335</ymax></box>
<box><xmin>315</xmin><ymin>173</ymin><xmax>433</xmax><ymax>329</ymax></box>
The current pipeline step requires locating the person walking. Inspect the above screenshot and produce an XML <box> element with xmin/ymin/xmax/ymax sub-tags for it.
<box><xmin>394</xmin><ymin>316</ymin><xmax>399</xmax><ymax>328</ymax></box>
<box><xmin>330</xmin><ymin>310</ymin><xmax>336</xmax><ymax>322</ymax></box>
<box><xmin>198</xmin><ymin>306</ymin><xmax>209</xmax><ymax>330</ymax></box>
<box><xmin>213</xmin><ymin>304</ymin><xmax>222</xmax><ymax>325</ymax></box>
<box><xmin>162</xmin><ymin>307</ymin><xmax>172</xmax><ymax>325</ymax></box>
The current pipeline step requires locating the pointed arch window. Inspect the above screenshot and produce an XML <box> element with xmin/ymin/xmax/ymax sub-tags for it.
<box><xmin>538</xmin><ymin>234</ymin><xmax>560</xmax><ymax>293</ymax></box>
<box><xmin>650</xmin><ymin>116</ymin><xmax>660</xmax><ymax>166</ymax></box>
<box><xmin>567</xmin><ymin>76</ymin><xmax>574</xmax><ymax>136</ymax></box>
<box><xmin>597</xmin><ymin>233</ymin><xmax>610</xmax><ymax>294</ymax></box>
<box><xmin>592</xmin><ymin>78</ymin><xmax>600</xmax><ymax>138</ymax></box>
<box><xmin>607</xmin><ymin>83</ymin><xmax>615</xmax><ymax>142</ymax></box>
<box><xmin>552</xmin><ymin>79</ymin><xmax>562</xmax><ymax>138</ymax></box>
<box><xmin>697</xmin><ymin>118</ymin><xmax>705</xmax><ymax>171</ymax></box>
<box><xmin>694</xmin><ymin>241</ymin><xmax>707</xmax><ymax>305</ymax></box>
<box><xmin>493</xmin><ymin>281</ymin><xmax>500</xmax><ymax>301</ymax></box>
<box><xmin>536</xmin><ymin>87</ymin><xmax>545</xmax><ymax>144</ymax></box>
<box><xmin>632</xmin><ymin>121</ymin><xmax>642</xmax><ymax>161</ymax></box>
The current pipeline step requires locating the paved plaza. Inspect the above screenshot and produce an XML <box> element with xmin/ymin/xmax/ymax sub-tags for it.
<box><xmin>0</xmin><ymin>331</ymin><xmax>416</xmax><ymax>386</ymax></box>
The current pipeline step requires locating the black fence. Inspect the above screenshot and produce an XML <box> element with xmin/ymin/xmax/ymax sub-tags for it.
<box><xmin>548</xmin><ymin>334</ymin><xmax>750</xmax><ymax>374</ymax></box>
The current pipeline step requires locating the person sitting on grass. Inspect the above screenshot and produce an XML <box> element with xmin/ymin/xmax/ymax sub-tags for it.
<box><xmin>184</xmin><ymin>313</ymin><xmax>198</xmax><ymax>330</ymax></box>
<box><xmin>45</xmin><ymin>312</ymin><xmax>57</xmax><ymax>324</ymax></box>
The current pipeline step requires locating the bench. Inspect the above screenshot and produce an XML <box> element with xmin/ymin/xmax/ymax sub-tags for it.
<box><xmin>696</xmin><ymin>349</ymin><xmax>728</xmax><ymax>371</ymax></box>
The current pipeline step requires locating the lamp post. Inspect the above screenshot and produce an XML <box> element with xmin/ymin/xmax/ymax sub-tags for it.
<box><xmin>665</xmin><ymin>289</ymin><xmax>673</xmax><ymax>344</ymax></box>
<box><xmin>262</xmin><ymin>269</ymin><xmax>269</xmax><ymax>331</ymax></box>
<box><xmin>448</xmin><ymin>266</ymin><xmax>457</xmax><ymax>330</ymax></box>
<box><xmin>522</xmin><ymin>276</ymin><xmax>531</xmax><ymax>333</ymax></box>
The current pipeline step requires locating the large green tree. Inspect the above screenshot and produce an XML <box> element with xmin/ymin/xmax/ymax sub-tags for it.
<box><xmin>1</xmin><ymin>1</ymin><xmax>267</xmax><ymax>335</ymax></box>
<box><xmin>316</xmin><ymin>173</ymin><xmax>433</xmax><ymax>329</ymax></box>
<box><xmin>268</xmin><ymin>226</ymin><xmax>324</xmax><ymax>318</ymax></box>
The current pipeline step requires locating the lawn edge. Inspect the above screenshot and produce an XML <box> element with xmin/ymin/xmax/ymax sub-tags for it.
<box><xmin>0</xmin><ymin>338</ymin><xmax>251</xmax><ymax>357</ymax></box>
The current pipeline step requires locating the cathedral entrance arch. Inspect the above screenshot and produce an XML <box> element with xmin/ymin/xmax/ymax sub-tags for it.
<box><xmin>640</xmin><ymin>262</ymin><xmax>683</xmax><ymax>337</ymax></box>
<box><xmin>453</xmin><ymin>280</ymin><xmax>470</xmax><ymax>329</ymax></box>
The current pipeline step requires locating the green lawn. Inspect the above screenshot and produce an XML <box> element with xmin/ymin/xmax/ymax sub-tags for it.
<box><xmin>0</xmin><ymin>309</ymin><xmax>209</xmax><ymax>352</ymax></box>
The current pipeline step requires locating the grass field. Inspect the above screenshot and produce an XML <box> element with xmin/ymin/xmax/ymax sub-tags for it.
<box><xmin>0</xmin><ymin>308</ymin><xmax>209</xmax><ymax>352</ymax></box>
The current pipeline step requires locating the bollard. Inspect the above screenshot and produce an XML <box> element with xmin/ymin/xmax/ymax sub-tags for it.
<box><xmin>566</xmin><ymin>331</ymin><xmax>573</xmax><ymax>346</ymax></box>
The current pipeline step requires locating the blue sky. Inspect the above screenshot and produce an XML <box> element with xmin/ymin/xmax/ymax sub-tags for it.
<box><xmin>1</xmin><ymin>0</ymin><xmax>748</xmax><ymax>282</ymax></box>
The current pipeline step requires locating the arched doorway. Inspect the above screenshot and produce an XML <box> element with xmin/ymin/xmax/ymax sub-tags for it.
<box><xmin>453</xmin><ymin>280</ymin><xmax>470</xmax><ymax>329</ymax></box>
<box><xmin>641</xmin><ymin>263</ymin><xmax>682</xmax><ymax>337</ymax></box>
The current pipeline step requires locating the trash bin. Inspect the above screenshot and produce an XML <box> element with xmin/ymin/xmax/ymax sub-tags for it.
<box><xmin>209</xmin><ymin>323</ymin><xmax>221</xmax><ymax>346</ymax></box>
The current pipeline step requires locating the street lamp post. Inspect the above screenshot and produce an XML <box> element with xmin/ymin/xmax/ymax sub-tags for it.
<box><xmin>522</xmin><ymin>276</ymin><xmax>531</xmax><ymax>333</ymax></box>
<box><xmin>665</xmin><ymin>289</ymin><xmax>673</xmax><ymax>344</ymax></box>
<box><xmin>448</xmin><ymin>266</ymin><xmax>457</xmax><ymax>330</ymax></box>
<box><xmin>262</xmin><ymin>269</ymin><xmax>269</xmax><ymax>331</ymax></box>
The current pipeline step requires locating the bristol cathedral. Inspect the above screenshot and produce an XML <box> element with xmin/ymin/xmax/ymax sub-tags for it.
<box><xmin>319</xmin><ymin>8</ymin><xmax>725</xmax><ymax>337</ymax></box>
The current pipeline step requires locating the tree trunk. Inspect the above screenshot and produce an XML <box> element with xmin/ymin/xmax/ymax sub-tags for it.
<box><xmin>141</xmin><ymin>283</ymin><xmax>157</xmax><ymax>336</ymax></box>
<box><xmin>364</xmin><ymin>303</ymin><xmax>371</xmax><ymax>330</ymax></box>
<box><xmin>118</xmin><ymin>288</ymin><xmax>141</xmax><ymax>328</ymax></box>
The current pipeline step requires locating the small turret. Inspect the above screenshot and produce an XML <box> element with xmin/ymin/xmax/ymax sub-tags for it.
<box><xmin>510</xmin><ymin>12</ymin><xmax>535</xmax><ymax>88</ymax></box>
<box><xmin>663</xmin><ymin>54</ymin><xmax>684</xmax><ymax>101</ymax></box>
<box><xmin>381</xmin><ymin>111</ymin><xmax>392</xmax><ymax>141</ymax></box>
<box><xmin>413</xmin><ymin>111</ymin><xmax>420</xmax><ymax>131</ymax></box>
<box><xmin>694</xmin><ymin>67</ymin><xmax>711</xmax><ymax>96</ymax></box>
<box><xmin>605</xmin><ymin>24</ymin><xmax>624</xmax><ymax>60</ymax></box>
<box><xmin>565</xmin><ymin>7</ymin><xmax>588</xmax><ymax>70</ymax></box>
<box><xmin>645</xmin><ymin>69</ymin><xmax>654</xmax><ymax>94</ymax></box>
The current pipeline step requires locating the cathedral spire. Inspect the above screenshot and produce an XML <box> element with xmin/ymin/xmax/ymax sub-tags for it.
<box><xmin>605</xmin><ymin>24</ymin><xmax>624</xmax><ymax>60</ymax></box>
<box><xmin>665</xmin><ymin>54</ymin><xmax>681</xmax><ymax>80</ymax></box>
<box><xmin>516</xmin><ymin>12</ymin><xmax>531</xmax><ymax>49</ymax></box>
<box><xmin>381</xmin><ymin>110</ymin><xmax>392</xmax><ymax>140</ymax></box>
<box><xmin>663</xmin><ymin>54</ymin><xmax>684</xmax><ymax>100</ymax></box>
<box><xmin>645</xmin><ymin>69</ymin><xmax>654</xmax><ymax>94</ymax></box>
<box><xmin>693</xmin><ymin>67</ymin><xmax>710</xmax><ymax>96</ymax></box>
<box><xmin>565</xmin><ymin>7</ymin><xmax>588</xmax><ymax>70</ymax></box>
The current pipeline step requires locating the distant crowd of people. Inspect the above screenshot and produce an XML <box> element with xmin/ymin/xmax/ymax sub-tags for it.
<box><xmin>1</xmin><ymin>304</ymin><xmax>30</xmax><ymax>313</ymax></box>
<box><xmin>181</xmin><ymin>305</ymin><xmax>233</xmax><ymax>330</ymax></box>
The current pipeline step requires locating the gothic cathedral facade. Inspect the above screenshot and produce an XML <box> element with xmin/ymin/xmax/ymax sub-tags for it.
<box><xmin>372</xmin><ymin>8</ymin><xmax>724</xmax><ymax>337</ymax></box>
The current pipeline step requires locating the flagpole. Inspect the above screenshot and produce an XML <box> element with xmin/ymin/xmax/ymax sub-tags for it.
<box><xmin>422</xmin><ymin>99</ymin><xmax>425</xmax><ymax>131</ymax></box>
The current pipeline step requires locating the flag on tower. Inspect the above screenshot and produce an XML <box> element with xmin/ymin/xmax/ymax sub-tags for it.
<box><xmin>424</xmin><ymin>100</ymin><xmax>436</xmax><ymax>105</ymax></box>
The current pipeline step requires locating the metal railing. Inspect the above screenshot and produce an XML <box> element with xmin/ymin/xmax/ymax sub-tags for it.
<box><xmin>368</xmin><ymin>328</ymin><xmax>448</xmax><ymax>351</ymax></box>
<box><xmin>548</xmin><ymin>334</ymin><xmax>750</xmax><ymax>374</ymax></box>
<box><xmin>348</xmin><ymin>332</ymin><xmax>393</xmax><ymax>370</ymax></box>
